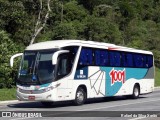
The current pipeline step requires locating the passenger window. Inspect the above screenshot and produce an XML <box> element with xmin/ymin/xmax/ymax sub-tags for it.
<box><xmin>121</xmin><ymin>52</ymin><xmax>127</xmax><ymax>67</ymax></box>
<box><xmin>79</xmin><ymin>48</ymin><xmax>93</xmax><ymax>66</ymax></box>
<box><xmin>147</xmin><ymin>55</ymin><xmax>153</xmax><ymax>68</ymax></box>
<box><xmin>134</xmin><ymin>54</ymin><xmax>143</xmax><ymax>67</ymax></box>
<box><xmin>101</xmin><ymin>50</ymin><xmax>109</xmax><ymax>66</ymax></box>
<box><xmin>126</xmin><ymin>53</ymin><xmax>133</xmax><ymax>67</ymax></box>
<box><xmin>95</xmin><ymin>50</ymin><xmax>108</xmax><ymax>66</ymax></box>
<box><xmin>109</xmin><ymin>51</ymin><xmax>121</xmax><ymax>67</ymax></box>
<box><xmin>62</xmin><ymin>46</ymin><xmax>78</xmax><ymax>65</ymax></box>
<box><xmin>142</xmin><ymin>55</ymin><xmax>147</xmax><ymax>68</ymax></box>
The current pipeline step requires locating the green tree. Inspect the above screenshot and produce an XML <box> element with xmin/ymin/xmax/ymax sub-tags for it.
<box><xmin>86</xmin><ymin>16</ymin><xmax>122</xmax><ymax>44</ymax></box>
<box><xmin>0</xmin><ymin>31</ymin><xmax>23</xmax><ymax>88</ymax></box>
<box><xmin>125</xmin><ymin>19</ymin><xmax>148</xmax><ymax>48</ymax></box>
<box><xmin>1</xmin><ymin>0</ymin><xmax>160</xmax><ymax>88</ymax></box>
<box><xmin>53</xmin><ymin>22</ymin><xmax>77</xmax><ymax>39</ymax></box>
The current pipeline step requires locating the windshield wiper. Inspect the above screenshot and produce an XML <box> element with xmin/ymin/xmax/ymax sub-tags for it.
<box><xmin>33</xmin><ymin>52</ymin><xmax>43</xmax><ymax>84</ymax></box>
<box><xmin>29</xmin><ymin>61</ymin><xmax>34</xmax><ymax>74</ymax></box>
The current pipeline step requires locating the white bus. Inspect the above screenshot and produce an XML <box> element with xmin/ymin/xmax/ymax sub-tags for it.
<box><xmin>10</xmin><ymin>40</ymin><xmax>154</xmax><ymax>106</ymax></box>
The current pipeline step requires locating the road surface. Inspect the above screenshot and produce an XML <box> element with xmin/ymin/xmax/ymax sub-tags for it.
<box><xmin>0</xmin><ymin>88</ymin><xmax>160</xmax><ymax>120</ymax></box>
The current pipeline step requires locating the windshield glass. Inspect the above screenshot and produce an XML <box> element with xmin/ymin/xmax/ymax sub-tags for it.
<box><xmin>18</xmin><ymin>50</ymin><xmax>56</xmax><ymax>85</ymax></box>
<box><xmin>18</xmin><ymin>46</ymin><xmax>79</xmax><ymax>85</ymax></box>
<box><xmin>20</xmin><ymin>52</ymin><xmax>36</xmax><ymax>76</ymax></box>
<box><xmin>36</xmin><ymin>51</ymin><xmax>55</xmax><ymax>82</ymax></box>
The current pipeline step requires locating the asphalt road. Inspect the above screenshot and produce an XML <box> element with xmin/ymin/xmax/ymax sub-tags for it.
<box><xmin>0</xmin><ymin>88</ymin><xmax>160</xmax><ymax>120</ymax></box>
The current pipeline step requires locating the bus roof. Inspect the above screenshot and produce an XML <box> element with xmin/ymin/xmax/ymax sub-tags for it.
<box><xmin>26</xmin><ymin>40</ymin><xmax>153</xmax><ymax>55</ymax></box>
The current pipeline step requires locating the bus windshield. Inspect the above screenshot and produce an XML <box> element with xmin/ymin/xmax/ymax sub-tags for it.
<box><xmin>18</xmin><ymin>50</ymin><xmax>56</xmax><ymax>85</ymax></box>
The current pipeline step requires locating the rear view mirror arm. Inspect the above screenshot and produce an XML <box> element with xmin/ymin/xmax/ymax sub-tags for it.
<box><xmin>10</xmin><ymin>53</ymin><xmax>23</xmax><ymax>67</ymax></box>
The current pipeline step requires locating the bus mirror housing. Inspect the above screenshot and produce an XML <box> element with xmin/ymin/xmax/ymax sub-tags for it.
<box><xmin>52</xmin><ymin>50</ymin><xmax>69</xmax><ymax>65</ymax></box>
<box><xmin>10</xmin><ymin>53</ymin><xmax>23</xmax><ymax>67</ymax></box>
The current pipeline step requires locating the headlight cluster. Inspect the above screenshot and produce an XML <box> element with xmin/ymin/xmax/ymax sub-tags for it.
<box><xmin>42</xmin><ymin>83</ymin><xmax>61</xmax><ymax>92</ymax></box>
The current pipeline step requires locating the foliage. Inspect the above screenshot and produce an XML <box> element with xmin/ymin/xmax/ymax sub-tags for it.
<box><xmin>86</xmin><ymin>16</ymin><xmax>122</xmax><ymax>44</ymax></box>
<box><xmin>155</xmin><ymin>67</ymin><xmax>160</xmax><ymax>87</ymax></box>
<box><xmin>0</xmin><ymin>88</ymin><xmax>16</xmax><ymax>100</ymax></box>
<box><xmin>53</xmin><ymin>22</ymin><xmax>77</xmax><ymax>39</ymax></box>
<box><xmin>0</xmin><ymin>31</ymin><xmax>23</xmax><ymax>88</ymax></box>
<box><xmin>0</xmin><ymin>0</ymin><xmax>160</xmax><ymax>88</ymax></box>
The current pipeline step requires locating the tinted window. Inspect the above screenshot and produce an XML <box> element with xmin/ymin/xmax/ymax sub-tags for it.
<box><xmin>134</xmin><ymin>54</ymin><xmax>143</xmax><ymax>67</ymax></box>
<box><xmin>78</xmin><ymin>47</ymin><xmax>153</xmax><ymax>68</ymax></box>
<box><xmin>109</xmin><ymin>51</ymin><xmax>121</xmax><ymax>67</ymax></box>
<box><xmin>147</xmin><ymin>55</ymin><xmax>153</xmax><ymax>68</ymax></box>
<box><xmin>95</xmin><ymin>49</ymin><xmax>109</xmax><ymax>66</ymax></box>
<box><xmin>37</xmin><ymin>51</ymin><xmax>55</xmax><ymax>82</ymax></box>
<box><xmin>62</xmin><ymin>46</ymin><xmax>79</xmax><ymax>65</ymax></box>
<box><xmin>121</xmin><ymin>52</ymin><xmax>127</xmax><ymax>67</ymax></box>
<box><xmin>126</xmin><ymin>53</ymin><xmax>133</xmax><ymax>67</ymax></box>
<box><xmin>56</xmin><ymin>46</ymin><xmax>79</xmax><ymax>80</ymax></box>
<box><xmin>79</xmin><ymin>48</ymin><xmax>93</xmax><ymax>66</ymax></box>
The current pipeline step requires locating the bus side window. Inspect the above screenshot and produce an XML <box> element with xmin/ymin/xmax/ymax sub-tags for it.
<box><xmin>147</xmin><ymin>55</ymin><xmax>153</xmax><ymax>68</ymax></box>
<box><xmin>126</xmin><ymin>53</ymin><xmax>133</xmax><ymax>67</ymax></box>
<box><xmin>109</xmin><ymin>51</ymin><xmax>121</xmax><ymax>67</ymax></box>
<box><xmin>79</xmin><ymin>48</ymin><xmax>92</xmax><ymax>66</ymax></box>
<box><xmin>102</xmin><ymin>50</ymin><xmax>109</xmax><ymax>66</ymax></box>
<box><xmin>115</xmin><ymin>52</ymin><xmax>121</xmax><ymax>67</ymax></box>
<box><xmin>56</xmin><ymin>54</ymin><xmax>71</xmax><ymax>79</ymax></box>
<box><xmin>95</xmin><ymin>50</ymin><xmax>108</xmax><ymax>66</ymax></box>
<box><xmin>109</xmin><ymin>51</ymin><xmax>114</xmax><ymax>66</ymax></box>
<box><xmin>142</xmin><ymin>55</ymin><xmax>147</xmax><ymax>68</ymax></box>
<box><xmin>86</xmin><ymin>49</ymin><xmax>92</xmax><ymax>65</ymax></box>
<box><xmin>62</xmin><ymin>46</ymin><xmax>79</xmax><ymax>65</ymax></box>
<box><xmin>70</xmin><ymin>47</ymin><xmax>78</xmax><ymax>64</ymax></box>
<box><xmin>95</xmin><ymin>50</ymin><xmax>100</xmax><ymax>66</ymax></box>
<box><xmin>79</xmin><ymin>49</ymin><xmax>87</xmax><ymax>65</ymax></box>
<box><xmin>134</xmin><ymin>54</ymin><xmax>143</xmax><ymax>68</ymax></box>
<box><xmin>121</xmin><ymin>52</ymin><xmax>126</xmax><ymax>67</ymax></box>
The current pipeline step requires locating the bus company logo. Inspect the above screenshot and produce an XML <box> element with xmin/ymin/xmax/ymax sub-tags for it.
<box><xmin>109</xmin><ymin>68</ymin><xmax>125</xmax><ymax>85</ymax></box>
<box><xmin>77</xmin><ymin>70</ymin><xmax>86</xmax><ymax>79</ymax></box>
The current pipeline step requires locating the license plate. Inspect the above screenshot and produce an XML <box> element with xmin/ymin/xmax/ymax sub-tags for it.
<box><xmin>28</xmin><ymin>96</ymin><xmax>35</xmax><ymax>100</ymax></box>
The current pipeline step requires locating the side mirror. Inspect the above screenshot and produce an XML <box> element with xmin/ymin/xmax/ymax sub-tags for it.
<box><xmin>52</xmin><ymin>50</ymin><xmax>69</xmax><ymax>65</ymax></box>
<box><xmin>10</xmin><ymin>53</ymin><xmax>23</xmax><ymax>67</ymax></box>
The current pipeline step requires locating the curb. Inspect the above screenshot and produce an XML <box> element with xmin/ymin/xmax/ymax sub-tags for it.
<box><xmin>154</xmin><ymin>86</ymin><xmax>160</xmax><ymax>91</ymax></box>
<box><xmin>0</xmin><ymin>100</ymin><xmax>18</xmax><ymax>104</ymax></box>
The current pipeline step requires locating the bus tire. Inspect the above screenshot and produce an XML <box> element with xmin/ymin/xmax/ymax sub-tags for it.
<box><xmin>132</xmin><ymin>85</ymin><xmax>140</xmax><ymax>99</ymax></box>
<box><xmin>41</xmin><ymin>101</ymin><xmax>54</xmax><ymax>107</ymax></box>
<box><xmin>74</xmin><ymin>87</ymin><xmax>86</xmax><ymax>105</ymax></box>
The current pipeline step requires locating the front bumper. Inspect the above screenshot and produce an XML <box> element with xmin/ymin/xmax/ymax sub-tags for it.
<box><xmin>16</xmin><ymin>89</ymin><xmax>56</xmax><ymax>102</ymax></box>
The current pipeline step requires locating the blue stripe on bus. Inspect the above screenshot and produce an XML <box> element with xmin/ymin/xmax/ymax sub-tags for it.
<box><xmin>100</xmin><ymin>67</ymin><xmax>148</xmax><ymax>96</ymax></box>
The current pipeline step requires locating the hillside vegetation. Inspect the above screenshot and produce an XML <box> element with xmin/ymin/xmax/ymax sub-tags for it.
<box><xmin>0</xmin><ymin>0</ymin><xmax>160</xmax><ymax>88</ymax></box>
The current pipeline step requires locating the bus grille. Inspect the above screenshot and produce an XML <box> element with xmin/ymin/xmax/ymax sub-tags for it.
<box><xmin>19</xmin><ymin>89</ymin><xmax>45</xmax><ymax>94</ymax></box>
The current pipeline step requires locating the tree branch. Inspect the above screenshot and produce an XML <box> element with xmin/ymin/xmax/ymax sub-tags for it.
<box><xmin>30</xmin><ymin>0</ymin><xmax>51</xmax><ymax>45</ymax></box>
<box><xmin>34</xmin><ymin>0</ymin><xmax>42</xmax><ymax>33</ymax></box>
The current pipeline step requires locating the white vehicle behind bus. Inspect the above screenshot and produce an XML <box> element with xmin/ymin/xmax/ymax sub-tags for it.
<box><xmin>10</xmin><ymin>40</ymin><xmax>154</xmax><ymax>106</ymax></box>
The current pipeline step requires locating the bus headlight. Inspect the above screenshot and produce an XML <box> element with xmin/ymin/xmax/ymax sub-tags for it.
<box><xmin>43</xmin><ymin>86</ymin><xmax>54</xmax><ymax>92</ymax></box>
<box><xmin>43</xmin><ymin>83</ymin><xmax>61</xmax><ymax>92</ymax></box>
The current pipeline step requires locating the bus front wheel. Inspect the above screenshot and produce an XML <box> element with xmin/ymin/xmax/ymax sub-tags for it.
<box><xmin>74</xmin><ymin>87</ymin><xmax>86</xmax><ymax>105</ymax></box>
